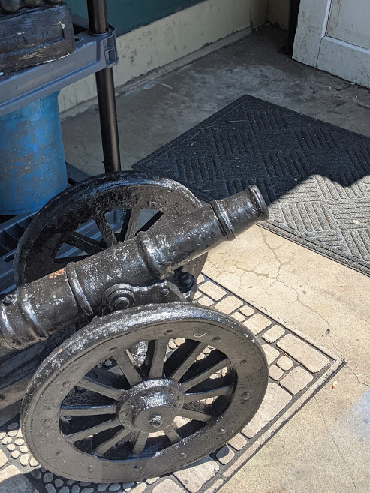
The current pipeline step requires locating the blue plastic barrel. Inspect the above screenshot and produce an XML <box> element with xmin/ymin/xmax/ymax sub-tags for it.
<box><xmin>0</xmin><ymin>92</ymin><xmax>68</xmax><ymax>215</ymax></box>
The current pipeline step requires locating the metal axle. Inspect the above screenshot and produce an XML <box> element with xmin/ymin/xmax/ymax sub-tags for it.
<box><xmin>0</xmin><ymin>187</ymin><xmax>268</xmax><ymax>350</ymax></box>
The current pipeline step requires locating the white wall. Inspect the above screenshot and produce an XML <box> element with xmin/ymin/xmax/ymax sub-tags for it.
<box><xmin>59</xmin><ymin>0</ymin><xmax>257</xmax><ymax>113</ymax></box>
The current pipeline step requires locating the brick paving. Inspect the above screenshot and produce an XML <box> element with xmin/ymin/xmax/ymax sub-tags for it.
<box><xmin>244</xmin><ymin>314</ymin><xmax>272</xmax><ymax>335</ymax></box>
<box><xmin>227</xmin><ymin>434</ymin><xmax>247</xmax><ymax>451</ymax></box>
<box><xmin>269</xmin><ymin>365</ymin><xmax>284</xmax><ymax>381</ymax></box>
<box><xmin>215</xmin><ymin>446</ymin><xmax>234</xmax><ymax>465</ymax></box>
<box><xmin>280</xmin><ymin>367</ymin><xmax>313</xmax><ymax>394</ymax></box>
<box><xmin>277</xmin><ymin>334</ymin><xmax>329</xmax><ymax>373</ymax></box>
<box><xmin>174</xmin><ymin>457</ymin><xmax>219</xmax><ymax>493</ymax></box>
<box><xmin>214</xmin><ymin>296</ymin><xmax>243</xmax><ymax>315</ymax></box>
<box><xmin>276</xmin><ymin>356</ymin><xmax>294</xmax><ymax>371</ymax></box>
<box><xmin>0</xmin><ymin>275</ymin><xmax>341</xmax><ymax>493</ymax></box>
<box><xmin>262</xmin><ymin>325</ymin><xmax>285</xmax><ymax>343</ymax></box>
<box><xmin>261</xmin><ymin>344</ymin><xmax>280</xmax><ymax>365</ymax></box>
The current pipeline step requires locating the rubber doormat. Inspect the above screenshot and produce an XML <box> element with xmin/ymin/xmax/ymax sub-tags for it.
<box><xmin>133</xmin><ymin>95</ymin><xmax>370</xmax><ymax>276</ymax></box>
<box><xmin>0</xmin><ymin>275</ymin><xmax>342</xmax><ymax>493</ymax></box>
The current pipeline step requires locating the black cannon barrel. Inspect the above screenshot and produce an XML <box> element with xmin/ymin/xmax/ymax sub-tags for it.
<box><xmin>0</xmin><ymin>186</ymin><xmax>268</xmax><ymax>350</ymax></box>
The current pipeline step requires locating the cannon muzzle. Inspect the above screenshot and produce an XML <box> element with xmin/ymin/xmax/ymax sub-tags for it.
<box><xmin>0</xmin><ymin>186</ymin><xmax>268</xmax><ymax>350</ymax></box>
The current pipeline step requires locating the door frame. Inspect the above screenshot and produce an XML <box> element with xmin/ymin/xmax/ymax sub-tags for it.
<box><xmin>293</xmin><ymin>0</ymin><xmax>370</xmax><ymax>88</ymax></box>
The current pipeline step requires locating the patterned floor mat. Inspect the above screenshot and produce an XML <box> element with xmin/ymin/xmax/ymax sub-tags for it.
<box><xmin>133</xmin><ymin>95</ymin><xmax>370</xmax><ymax>276</ymax></box>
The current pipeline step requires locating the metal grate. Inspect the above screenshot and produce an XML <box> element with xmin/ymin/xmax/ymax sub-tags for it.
<box><xmin>0</xmin><ymin>274</ymin><xmax>342</xmax><ymax>493</ymax></box>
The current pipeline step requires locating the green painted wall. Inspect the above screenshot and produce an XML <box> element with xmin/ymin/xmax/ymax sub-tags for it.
<box><xmin>67</xmin><ymin>0</ymin><xmax>206</xmax><ymax>36</ymax></box>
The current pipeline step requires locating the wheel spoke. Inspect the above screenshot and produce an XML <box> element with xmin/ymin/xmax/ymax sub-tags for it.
<box><xmin>68</xmin><ymin>418</ymin><xmax>121</xmax><ymax>442</ymax></box>
<box><xmin>180</xmin><ymin>359</ymin><xmax>229</xmax><ymax>392</ymax></box>
<box><xmin>136</xmin><ymin>211</ymin><xmax>164</xmax><ymax>233</ymax></box>
<box><xmin>169</xmin><ymin>342</ymin><xmax>207</xmax><ymax>381</ymax></box>
<box><xmin>113</xmin><ymin>350</ymin><xmax>142</xmax><ymax>387</ymax></box>
<box><xmin>183</xmin><ymin>385</ymin><xmax>232</xmax><ymax>403</ymax></box>
<box><xmin>121</xmin><ymin>204</ymin><xmax>142</xmax><ymax>241</ymax></box>
<box><xmin>94</xmin><ymin>212</ymin><xmax>118</xmax><ymax>248</ymax></box>
<box><xmin>164</xmin><ymin>425</ymin><xmax>181</xmax><ymax>445</ymax></box>
<box><xmin>87</xmin><ymin>366</ymin><xmax>124</xmax><ymax>388</ymax></box>
<box><xmin>148</xmin><ymin>339</ymin><xmax>169</xmax><ymax>379</ymax></box>
<box><xmin>132</xmin><ymin>431</ymin><xmax>148</xmax><ymax>455</ymax></box>
<box><xmin>54</xmin><ymin>255</ymin><xmax>90</xmax><ymax>265</ymax></box>
<box><xmin>77</xmin><ymin>377</ymin><xmax>124</xmax><ymax>401</ymax></box>
<box><xmin>61</xmin><ymin>404</ymin><xmax>117</xmax><ymax>417</ymax></box>
<box><xmin>177</xmin><ymin>409</ymin><xmax>212</xmax><ymax>422</ymax></box>
<box><xmin>95</xmin><ymin>427</ymin><xmax>131</xmax><ymax>455</ymax></box>
<box><xmin>66</xmin><ymin>232</ymin><xmax>104</xmax><ymax>255</ymax></box>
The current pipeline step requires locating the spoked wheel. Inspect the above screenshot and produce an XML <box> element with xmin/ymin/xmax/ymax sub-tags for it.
<box><xmin>21</xmin><ymin>303</ymin><xmax>268</xmax><ymax>483</ymax></box>
<box><xmin>14</xmin><ymin>172</ymin><xmax>207</xmax><ymax>285</ymax></box>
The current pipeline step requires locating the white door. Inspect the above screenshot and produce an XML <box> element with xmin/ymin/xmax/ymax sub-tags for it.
<box><xmin>293</xmin><ymin>0</ymin><xmax>370</xmax><ymax>88</ymax></box>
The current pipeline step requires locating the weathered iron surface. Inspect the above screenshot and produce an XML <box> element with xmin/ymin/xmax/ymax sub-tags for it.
<box><xmin>14</xmin><ymin>172</ymin><xmax>208</xmax><ymax>284</ymax></box>
<box><xmin>0</xmin><ymin>173</ymin><xmax>207</xmax><ymax>410</ymax></box>
<box><xmin>101</xmin><ymin>278</ymin><xmax>196</xmax><ymax>314</ymax></box>
<box><xmin>21</xmin><ymin>303</ymin><xmax>268</xmax><ymax>483</ymax></box>
<box><xmin>0</xmin><ymin>324</ymin><xmax>75</xmax><ymax>409</ymax></box>
<box><xmin>1</xmin><ymin>185</ymin><xmax>268</xmax><ymax>350</ymax></box>
<box><xmin>0</xmin><ymin>176</ymin><xmax>269</xmax><ymax>482</ymax></box>
<box><xmin>0</xmin><ymin>2</ymin><xmax>74</xmax><ymax>73</ymax></box>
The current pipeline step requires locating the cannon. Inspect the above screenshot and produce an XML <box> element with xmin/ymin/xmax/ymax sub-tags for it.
<box><xmin>0</xmin><ymin>173</ymin><xmax>269</xmax><ymax>483</ymax></box>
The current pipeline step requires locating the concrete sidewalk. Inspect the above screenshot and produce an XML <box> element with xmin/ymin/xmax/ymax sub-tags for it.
<box><xmin>62</xmin><ymin>26</ymin><xmax>370</xmax><ymax>493</ymax></box>
<box><xmin>206</xmin><ymin>226</ymin><xmax>370</xmax><ymax>493</ymax></box>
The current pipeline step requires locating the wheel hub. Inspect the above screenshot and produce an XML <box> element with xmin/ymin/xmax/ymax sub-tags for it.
<box><xmin>118</xmin><ymin>379</ymin><xmax>184</xmax><ymax>433</ymax></box>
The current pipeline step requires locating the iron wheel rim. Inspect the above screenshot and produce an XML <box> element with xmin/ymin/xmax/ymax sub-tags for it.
<box><xmin>21</xmin><ymin>303</ymin><xmax>268</xmax><ymax>483</ymax></box>
<box><xmin>14</xmin><ymin>171</ymin><xmax>207</xmax><ymax>284</ymax></box>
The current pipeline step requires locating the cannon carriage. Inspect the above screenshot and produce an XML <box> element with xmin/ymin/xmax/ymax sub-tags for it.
<box><xmin>0</xmin><ymin>0</ymin><xmax>270</xmax><ymax>483</ymax></box>
<box><xmin>0</xmin><ymin>173</ymin><xmax>269</xmax><ymax>482</ymax></box>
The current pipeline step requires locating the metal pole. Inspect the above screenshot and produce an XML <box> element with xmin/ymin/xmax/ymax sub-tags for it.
<box><xmin>86</xmin><ymin>0</ymin><xmax>121</xmax><ymax>172</ymax></box>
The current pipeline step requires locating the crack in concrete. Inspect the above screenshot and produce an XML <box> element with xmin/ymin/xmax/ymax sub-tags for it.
<box><xmin>259</xmin><ymin>231</ymin><xmax>301</xmax><ymax>299</ymax></box>
<box><xmin>343</xmin><ymin>363</ymin><xmax>370</xmax><ymax>389</ymax></box>
<box><xmin>207</xmin><ymin>250</ymin><xmax>274</xmax><ymax>296</ymax></box>
<box><xmin>260</xmin><ymin>231</ymin><xmax>346</xmax><ymax>346</ymax></box>
<box><xmin>296</xmin><ymin>291</ymin><xmax>331</xmax><ymax>331</ymax></box>
<box><xmin>329</xmin><ymin>342</ymin><xmax>370</xmax><ymax>388</ymax></box>
<box><xmin>346</xmin><ymin>365</ymin><xmax>370</xmax><ymax>389</ymax></box>
<box><xmin>208</xmin><ymin>233</ymin><xmax>370</xmax><ymax>396</ymax></box>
